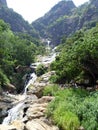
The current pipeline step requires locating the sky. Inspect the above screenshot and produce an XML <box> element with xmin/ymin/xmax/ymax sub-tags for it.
<box><xmin>6</xmin><ymin>0</ymin><xmax>89</xmax><ymax>23</ymax></box>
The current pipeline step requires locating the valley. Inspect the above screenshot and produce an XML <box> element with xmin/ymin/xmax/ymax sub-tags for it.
<box><xmin>0</xmin><ymin>0</ymin><xmax>98</xmax><ymax>129</ymax></box>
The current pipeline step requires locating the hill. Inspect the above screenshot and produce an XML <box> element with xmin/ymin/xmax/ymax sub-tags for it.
<box><xmin>0</xmin><ymin>0</ymin><xmax>39</xmax><ymax>38</ymax></box>
<box><xmin>32</xmin><ymin>0</ymin><xmax>98</xmax><ymax>46</ymax></box>
<box><xmin>0</xmin><ymin>0</ymin><xmax>98</xmax><ymax>46</ymax></box>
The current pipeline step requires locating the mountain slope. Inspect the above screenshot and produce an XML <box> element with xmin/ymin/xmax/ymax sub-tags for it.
<box><xmin>32</xmin><ymin>0</ymin><xmax>98</xmax><ymax>46</ymax></box>
<box><xmin>0</xmin><ymin>0</ymin><xmax>39</xmax><ymax>38</ymax></box>
<box><xmin>32</xmin><ymin>0</ymin><xmax>76</xmax><ymax>45</ymax></box>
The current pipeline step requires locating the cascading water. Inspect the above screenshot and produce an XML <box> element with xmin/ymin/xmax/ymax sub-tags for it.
<box><xmin>2</xmin><ymin>102</ymin><xmax>25</xmax><ymax>125</ymax></box>
<box><xmin>24</xmin><ymin>73</ymin><xmax>37</xmax><ymax>95</ymax></box>
<box><xmin>2</xmin><ymin>72</ymin><xmax>37</xmax><ymax>125</ymax></box>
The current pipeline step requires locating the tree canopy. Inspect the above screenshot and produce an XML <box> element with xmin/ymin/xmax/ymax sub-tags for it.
<box><xmin>51</xmin><ymin>25</ymin><xmax>98</xmax><ymax>87</ymax></box>
<box><xmin>0</xmin><ymin>20</ymin><xmax>45</xmax><ymax>92</ymax></box>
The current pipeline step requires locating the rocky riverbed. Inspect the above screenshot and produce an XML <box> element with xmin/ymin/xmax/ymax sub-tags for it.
<box><xmin>0</xmin><ymin>71</ymin><xmax>59</xmax><ymax>130</ymax></box>
<box><xmin>0</xmin><ymin>49</ymin><xmax>59</xmax><ymax>130</ymax></box>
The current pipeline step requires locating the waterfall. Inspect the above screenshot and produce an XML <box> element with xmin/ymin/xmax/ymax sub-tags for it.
<box><xmin>2</xmin><ymin>72</ymin><xmax>37</xmax><ymax>125</ymax></box>
<box><xmin>2</xmin><ymin>102</ymin><xmax>25</xmax><ymax>125</ymax></box>
<box><xmin>24</xmin><ymin>73</ymin><xmax>37</xmax><ymax>95</ymax></box>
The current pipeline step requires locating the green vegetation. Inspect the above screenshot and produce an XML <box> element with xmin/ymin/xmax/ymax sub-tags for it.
<box><xmin>51</xmin><ymin>25</ymin><xmax>98</xmax><ymax>87</ymax></box>
<box><xmin>44</xmin><ymin>86</ymin><xmax>98</xmax><ymax>130</ymax></box>
<box><xmin>0</xmin><ymin>20</ymin><xmax>45</xmax><ymax>92</ymax></box>
<box><xmin>43</xmin><ymin>84</ymin><xmax>60</xmax><ymax>96</ymax></box>
<box><xmin>36</xmin><ymin>64</ymin><xmax>47</xmax><ymax>76</ymax></box>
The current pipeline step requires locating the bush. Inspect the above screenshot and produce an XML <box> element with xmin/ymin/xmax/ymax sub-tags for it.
<box><xmin>53</xmin><ymin>109</ymin><xmax>80</xmax><ymax>130</ymax></box>
<box><xmin>46</xmin><ymin>88</ymin><xmax>98</xmax><ymax>130</ymax></box>
<box><xmin>42</xmin><ymin>84</ymin><xmax>60</xmax><ymax>96</ymax></box>
<box><xmin>0</xmin><ymin>69</ymin><xmax>10</xmax><ymax>87</ymax></box>
<box><xmin>36</xmin><ymin>64</ymin><xmax>47</xmax><ymax>76</ymax></box>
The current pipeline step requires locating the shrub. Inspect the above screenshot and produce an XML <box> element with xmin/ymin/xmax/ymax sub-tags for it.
<box><xmin>36</xmin><ymin>64</ymin><xmax>47</xmax><ymax>76</ymax></box>
<box><xmin>53</xmin><ymin>109</ymin><xmax>80</xmax><ymax>130</ymax></box>
<box><xmin>48</xmin><ymin>89</ymin><xmax>98</xmax><ymax>130</ymax></box>
<box><xmin>42</xmin><ymin>84</ymin><xmax>60</xmax><ymax>96</ymax></box>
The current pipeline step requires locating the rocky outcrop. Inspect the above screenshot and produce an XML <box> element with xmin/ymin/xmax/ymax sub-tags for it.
<box><xmin>28</xmin><ymin>71</ymin><xmax>55</xmax><ymax>97</ymax></box>
<box><xmin>0</xmin><ymin>93</ymin><xmax>18</xmax><ymax>123</ymax></box>
<box><xmin>25</xmin><ymin>119</ymin><xmax>59</xmax><ymax>130</ymax></box>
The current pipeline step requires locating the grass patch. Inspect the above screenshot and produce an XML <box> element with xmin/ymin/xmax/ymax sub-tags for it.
<box><xmin>42</xmin><ymin>84</ymin><xmax>60</xmax><ymax>96</ymax></box>
<box><xmin>44</xmin><ymin>86</ymin><xmax>98</xmax><ymax>130</ymax></box>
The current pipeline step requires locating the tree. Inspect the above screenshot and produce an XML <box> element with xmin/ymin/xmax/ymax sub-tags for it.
<box><xmin>51</xmin><ymin>26</ymin><xmax>98</xmax><ymax>87</ymax></box>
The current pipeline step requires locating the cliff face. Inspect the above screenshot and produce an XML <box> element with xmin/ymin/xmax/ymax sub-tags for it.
<box><xmin>0</xmin><ymin>0</ymin><xmax>7</xmax><ymax>7</ymax></box>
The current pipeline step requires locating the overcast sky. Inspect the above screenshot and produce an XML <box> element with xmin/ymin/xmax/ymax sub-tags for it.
<box><xmin>6</xmin><ymin>0</ymin><xmax>89</xmax><ymax>23</ymax></box>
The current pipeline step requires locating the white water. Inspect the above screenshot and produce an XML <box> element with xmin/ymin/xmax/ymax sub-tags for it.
<box><xmin>30</xmin><ymin>52</ymin><xmax>56</xmax><ymax>69</ymax></box>
<box><xmin>24</xmin><ymin>73</ymin><xmax>37</xmax><ymax>95</ymax></box>
<box><xmin>2</xmin><ymin>102</ymin><xmax>24</xmax><ymax>125</ymax></box>
<box><xmin>2</xmin><ymin>73</ymin><xmax>37</xmax><ymax>125</ymax></box>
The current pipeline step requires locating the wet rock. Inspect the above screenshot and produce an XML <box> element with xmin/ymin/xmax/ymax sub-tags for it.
<box><xmin>0</xmin><ymin>120</ymin><xmax>25</xmax><ymax>130</ymax></box>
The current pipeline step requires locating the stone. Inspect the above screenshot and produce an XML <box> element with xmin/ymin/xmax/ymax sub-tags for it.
<box><xmin>25</xmin><ymin>119</ymin><xmax>59</xmax><ymax>130</ymax></box>
<box><xmin>11</xmin><ymin>120</ymin><xmax>25</xmax><ymax>130</ymax></box>
<box><xmin>26</xmin><ymin>103</ymin><xmax>48</xmax><ymax>120</ymax></box>
<box><xmin>0</xmin><ymin>124</ymin><xmax>16</xmax><ymax>130</ymax></box>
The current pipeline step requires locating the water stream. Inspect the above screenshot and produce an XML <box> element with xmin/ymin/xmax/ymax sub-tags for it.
<box><xmin>24</xmin><ymin>73</ymin><xmax>37</xmax><ymax>95</ymax></box>
<box><xmin>2</xmin><ymin>102</ymin><xmax>25</xmax><ymax>125</ymax></box>
<box><xmin>2</xmin><ymin>47</ymin><xmax>57</xmax><ymax>125</ymax></box>
<box><xmin>2</xmin><ymin>72</ymin><xmax>37</xmax><ymax>125</ymax></box>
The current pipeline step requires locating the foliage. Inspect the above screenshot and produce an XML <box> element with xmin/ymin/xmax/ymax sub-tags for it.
<box><xmin>36</xmin><ymin>64</ymin><xmax>47</xmax><ymax>76</ymax></box>
<box><xmin>45</xmin><ymin>87</ymin><xmax>98</xmax><ymax>130</ymax></box>
<box><xmin>0</xmin><ymin>20</ymin><xmax>41</xmax><ymax>92</ymax></box>
<box><xmin>42</xmin><ymin>84</ymin><xmax>60</xmax><ymax>96</ymax></box>
<box><xmin>50</xmin><ymin>26</ymin><xmax>98</xmax><ymax>86</ymax></box>
<box><xmin>0</xmin><ymin>69</ymin><xmax>10</xmax><ymax>87</ymax></box>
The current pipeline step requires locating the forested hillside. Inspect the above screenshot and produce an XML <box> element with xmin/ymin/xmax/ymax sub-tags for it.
<box><xmin>0</xmin><ymin>20</ymin><xmax>45</xmax><ymax>93</ymax></box>
<box><xmin>0</xmin><ymin>0</ymin><xmax>98</xmax><ymax>47</ymax></box>
<box><xmin>32</xmin><ymin>0</ymin><xmax>98</xmax><ymax>46</ymax></box>
<box><xmin>50</xmin><ymin>24</ymin><xmax>98</xmax><ymax>87</ymax></box>
<box><xmin>0</xmin><ymin>0</ymin><xmax>39</xmax><ymax>38</ymax></box>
